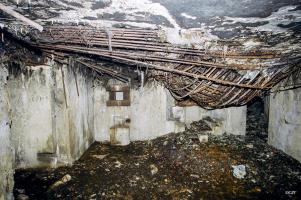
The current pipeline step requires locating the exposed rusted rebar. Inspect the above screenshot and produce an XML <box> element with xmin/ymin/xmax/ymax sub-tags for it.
<box><xmin>24</xmin><ymin>25</ymin><xmax>300</xmax><ymax>108</ymax></box>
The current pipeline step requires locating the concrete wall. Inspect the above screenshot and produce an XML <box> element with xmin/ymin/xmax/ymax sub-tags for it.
<box><xmin>8</xmin><ymin>65</ymin><xmax>55</xmax><ymax>168</ymax></box>
<box><xmin>93</xmin><ymin>82</ymin><xmax>247</xmax><ymax>142</ymax></box>
<box><xmin>0</xmin><ymin>61</ymin><xmax>96</xmax><ymax>199</ymax></box>
<box><xmin>184</xmin><ymin>106</ymin><xmax>247</xmax><ymax>136</ymax></box>
<box><xmin>0</xmin><ymin>60</ymin><xmax>247</xmax><ymax>199</ymax></box>
<box><xmin>94</xmin><ymin>82</ymin><xmax>179</xmax><ymax>142</ymax></box>
<box><xmin>1</xmin><ymin>61</ymin><xmax>95</xmax><ymax>169</ymax></box>
<box><xmin>0</xmin><ymin>66</ymin><xmax>14</xmax><ymax>200</ymax></box>
<box><xmin>60</xmin><ymin>63</ymin><xmax>95</xmax><ymax>162</ymax></box>
<box><xmin>268</xmin><ymin>85</ymin><xmax>301</xmax><ymax>162</ymax></box>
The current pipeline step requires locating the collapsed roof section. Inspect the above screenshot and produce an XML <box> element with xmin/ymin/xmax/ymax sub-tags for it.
<box><xmin>0</xmin><ymin>0</ymin><xmax>301</xmax><ymax>108</ymax></box>
<box><xmin>1</xmin><ymin>0</ymin><xmax>301</xmax><ymax>37</ymax></box>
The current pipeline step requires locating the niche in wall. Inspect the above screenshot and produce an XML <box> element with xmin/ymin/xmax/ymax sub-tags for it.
<box><xmin>106</xmin><ymin>85</ymin><xmax>130</xmax><ymax>106</ymax></box>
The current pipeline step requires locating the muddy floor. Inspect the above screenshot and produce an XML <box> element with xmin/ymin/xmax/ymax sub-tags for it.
<box><xmin>14</xmin><ymin>103</ymin><xmax>301</xmax><ymax>200</ymax></box>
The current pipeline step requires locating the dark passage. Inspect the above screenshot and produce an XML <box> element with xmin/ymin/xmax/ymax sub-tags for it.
<box><xmin>246</xmin><ymin>97</ymin><xmax>268</xmax><ymax>143</ymax></box>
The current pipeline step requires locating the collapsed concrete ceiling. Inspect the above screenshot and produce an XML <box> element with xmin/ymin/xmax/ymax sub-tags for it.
<box><xmin>2</xmin><ymin>0</ymin><xmax>301</xmax><ymax>38</ymax></box>
<box><xmin>0</xmin><ymin>0</ymin><xmax>301</xmax><ymax>108</ymax></box>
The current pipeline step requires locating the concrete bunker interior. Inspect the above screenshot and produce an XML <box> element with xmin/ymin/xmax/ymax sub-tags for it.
<box><xmin>0</xmin><ymin>0</ymin><xmax>301</xmax><ymax>199</ymax></box>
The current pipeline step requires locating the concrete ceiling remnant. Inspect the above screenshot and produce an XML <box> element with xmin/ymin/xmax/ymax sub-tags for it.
<box><xmin>2</xmin><ymin>0</ymin><xmax>301</xmax><ymax>38</ymax></box>
<box><xmin>0</xmin><ymin>0</ymin><xmax>301</xmax><ymax>108</ymax></box>
<box><xmin>1</xmin><ymin>1</ymin><xmax>301</xmax><ymax>50</ymax></box>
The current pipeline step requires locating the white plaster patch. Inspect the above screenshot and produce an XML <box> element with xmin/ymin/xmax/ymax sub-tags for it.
<box><xmin>47</xmin><ymin>0</ymin><xmax>180</xmax><ymax>29</ymax></box>
<box><xmin>161</xmin><ymin>27</ymin><xmax>219</xmax><ymax>46</ymax></box>
<box><xmin>243</xmin><ymin>40</ymin><xmax>262</xmax><ymax>48</ymax></box>
<box><xmin>181</xmin><ymin>13</ymin><xmax>197</xmax><ymax>20</ymax></box>
<box><xmin>222</xmin><ymin>6</ymin><xmax>301</xmax><ymax>33</ymax></box>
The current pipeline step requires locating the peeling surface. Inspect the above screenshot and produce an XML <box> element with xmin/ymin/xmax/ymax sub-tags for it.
<box><xmin>1</xmin><ymin>0</ymin><xmax>300</xmax><ymax>42</ymax></box>
<box><xmin>222</xmin><ymin>6</ymin><xmax>301</xmax><ymax>33</ymax></box>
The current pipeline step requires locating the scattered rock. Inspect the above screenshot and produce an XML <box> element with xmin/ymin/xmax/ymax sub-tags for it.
<box><xmin>92</xmin><ymin>154</ymin><xmax>109</xmax><ymax>160</ymax></box>
<box><xmin>49</xmin><ymin>174</ymin><xmax>71</xmax><ymax>190</ymax></box>
<box><xmin>254</xmin><ymin>186</ymin><xmax>261</xmax><ymax>192</ymax></box>
<box><xmin>190</xmin><ymin>174</ymin><xmax>200</xmax><ymax>178</ymax></box>
<box><xmin>232</xmin><ymin>165</ymin><xmax>246</xmax><ymax>179</ymax></box>
<box><xmin>150</xmin><ymin>164</ymin><xmax>158</xmax><ymax>175</ymax></box>
<box><xmin>198</xmin><ymin>134</ymin><xmax>208</xmax><ymax>143</ymax></box>
<box><xmin>115</xmin><ymin>160</ymin><xmax>122</xmax><ymax>168</ymax></box>
<box><xmin>16</xmin><ymin>189</ymin><xmax>25</xmax><ymax>194</ymax></box>
<box><xmin>17</xmin><ymin>194</ymin><xmax>29</xmax><ymax>200</ymax></box>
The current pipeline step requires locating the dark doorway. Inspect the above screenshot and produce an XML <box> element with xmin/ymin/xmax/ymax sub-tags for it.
<box><xmin>246</xmin><ymin>97</ymin><xmax>268</xmax><ymax>142</ymax></box>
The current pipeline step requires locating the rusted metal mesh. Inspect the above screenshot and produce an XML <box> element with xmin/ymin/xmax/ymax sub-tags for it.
<box><xmin>24</xmin><ymin>25</ymin><xmax>300</xmax><ymax>108</ymax></box>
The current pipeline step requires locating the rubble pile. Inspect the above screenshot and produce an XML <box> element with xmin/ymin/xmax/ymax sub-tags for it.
<box><xmin>185</xmin><ymin>119</ymin><xmax>212</xmax><ymax>134</ymax></box>
<box><xmin>14</xmin><ymin>118</ymin><xmax>301</xmax><ymax>199</ymax></box>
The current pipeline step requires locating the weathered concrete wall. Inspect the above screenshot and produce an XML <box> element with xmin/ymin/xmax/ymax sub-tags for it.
<box><xmin>268</xmin><ymin>85</ymin><xmax>301</xmax><ymax>162</ymax></box>
<box><xmin>8</xmin><ymin>65</ymin><xmax>54</xmax><ymax>168</ymax></box>
<box><xmin>0</xmin><ymin>60</ymin><xmax>247</xmax><ymax>199</ymax></box>
<box><xmin>0</xmin><ymin>61</ymin><xmax>96</xmax><ymax>199</ymax></box>
<box><xmin>94</xmin><ymin>82</ymin><xmax>178</xmax><ymax>142</ymax></box>
<box><xmin>130</xmin><ymin>83</ymin><xmax>180</xmax><ymax>140</ymax></box>
<box><xmin>3</xmin><ymin>61</ymin><xmax>95</xmax><ymax>169</ymax></box>
<box><xmin>94</xmin><ymin>81</ymin><xmax>247</xmax><ymax>142</ymax></box>
<box><xmin>184</xmin><ymin>106</ymin><xmax>247</xmax><ymax>135</ymax></box>
<box><xmin>0</xmin><ymin>66</ymin><xmax>14</xmax><ymax>200</ymax></box>
<box><xmin>62</xmin><ymin>63</ymin><xmax>95</xmax><ymax>161</ymax></box>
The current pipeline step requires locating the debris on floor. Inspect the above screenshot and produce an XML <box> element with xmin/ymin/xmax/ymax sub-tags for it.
<box><xmin>232</xmin><ymin>165</ymin><xmax>247</xmax><ymax>179</ymax></box>
<box><xmin>198</xmin><ymin>134</ymin><xmax>209</xmax><ymax>143</ymax></box>
<box><xmin>150</xmin><ymin>164</ymin><xmax>158</xmax><ymax>175</ymax></box>
<box><xmin>13</xmin><ymin>114</ymin><xmax>301</xmax><ymax>200</ymax></box>
<box><xmin>16</xmin><ymin>194</ymin><xmax>29</xmax><ymax>200</ymax></box>
<box><xmin>49</xmin><ymin>174</ymin><xmax>71</xmax><ymax>190</ymax></box>
<box><xmin>92</xmin><ymin>154</ymin><xmax>109</xmax><ymax>160</ymax></box>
